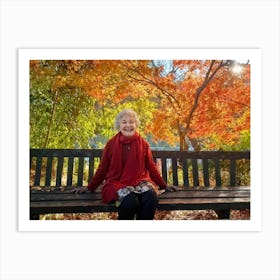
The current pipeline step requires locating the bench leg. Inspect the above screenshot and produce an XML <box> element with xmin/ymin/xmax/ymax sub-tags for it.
<box><xmin>30</xmin><ymin>213</ymin><xmax>40</xmax><ymax>220</ymax></box>
<box><xmin>215</xmin><ymin>210</ymin><xmax>230</xmax><ymax>219</ymax></box>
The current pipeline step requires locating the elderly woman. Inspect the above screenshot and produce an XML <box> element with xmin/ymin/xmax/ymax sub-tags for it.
<box><xmin>73</xmin><ymin>109</ymin><xmax>176</xmax><ymax>220</ymax></box>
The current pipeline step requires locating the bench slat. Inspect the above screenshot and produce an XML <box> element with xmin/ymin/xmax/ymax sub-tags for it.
<box><xmin>34</xmin><ymin>156</ymin><xmax>42</xmax><ymax>186</ymax></box>
<box><xmin>30</xmin><ymin>186</ymin><xmax>249</xmax><ymax>192</ymax></box>
<box><xmin>230</xmin><ymin>159</ymin><xmax>236</xmax><ymax>186</ymax></box>
<box><xmin>77</xmin><ymin>157</ymin><xmax>84</xmax><ymax>186</ymax></box>
<box><xmin>192</xmin><ymin>159</ymin><xmax>199</xmax><ymax>186</ymax></box>
<box><xmin>161</xmin><ymin>157</ymin><xmax>168</xmax><ymax>182</ymax></box>
<box><xmin>202</xmin><ymin>159</ymin><xmax>210</xmax><ymax>186</ymax></box>
<box><xmin>181</xmin><ymin>158</ymin><xmax>189</xmax><ymax>187</ymax></box>
<box><xmin>88</xmin><ymin>156</ymin><xmax>94</xmax><ymax>183</ymax></box>
<box><xmin>30</xmin><ymin>197</ymin><xmax>250</xmax><ymax>215</ymax></box>
<box><xmin>214</xmin><ymin>159</ymin><xmax>222</xmax><ymax>186</ymax></box>
<box><xmin>67</xmin><ymin>157</ymin><xmax>74</xmax><ymax>186</ymax></box>
<box><xmin>171</xmin><ymin>157</ymin><xmax>178</xmax><ymax>185</ymax></box>
<box><xmin>30</xmin><ymin>190</ymin><xmax>250</xmax><ymax>202</ymax></box>
<box><xmin>45</xmin><ymin>156</ymin><xmax>53</xmax><ymax>186</ymax></box>
<box><xmin>157</xmin><ymin>198</ymin><xmax>250</xmax><ymax>211</ymax></box>
<box><xmin>30</xmin><ymin>197</ymin><xmax>250</xmax><ymax>207</ymax></box>
<box><xmin>56</xmin><ymin>156</ymin><xmax>64</xmax><ymax>187</ymax></box>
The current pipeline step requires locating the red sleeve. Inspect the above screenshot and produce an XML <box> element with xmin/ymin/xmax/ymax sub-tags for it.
<box><xmin>145</xmin><ymin>145</ymin><xmax>167</xmax><ymax>189</ymax></box>
<box><xmin>87</xmin><ymin>142</ymin><xmax>111</xmax><ymax>191</ymax></box>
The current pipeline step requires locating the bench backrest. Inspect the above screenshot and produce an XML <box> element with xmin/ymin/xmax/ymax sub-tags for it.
<box><xmin>30</xmin><ymin>149</ymin><xmax>250</xmax><ymax>188</ymax></box>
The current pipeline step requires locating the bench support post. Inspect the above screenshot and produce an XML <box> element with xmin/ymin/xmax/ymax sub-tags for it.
<box><xmin>215</xmin><ymin>210</ymin><xmax>230</xmax><ymax>219</ymax></box>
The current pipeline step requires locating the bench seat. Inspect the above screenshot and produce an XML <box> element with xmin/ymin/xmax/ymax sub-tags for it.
<box><xmin>30</xmin><ymin>186</ymin><xmax>250</xmax><ymax>219</ymax></box>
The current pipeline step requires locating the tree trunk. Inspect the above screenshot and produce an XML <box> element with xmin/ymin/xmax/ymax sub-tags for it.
<box><xmin>43</xmin><ymin>91</ymin><xmax>57</xmax><ymax>148</ymax></box>
<box><xmin>178</xmin><ymin>127</ymin><xmax>188</xmax><ymax>151</ymax></box>
<box><xmin>189</xmin><ymin>138</ymin><xmax>201</xmax><ymax>152</ymax></box>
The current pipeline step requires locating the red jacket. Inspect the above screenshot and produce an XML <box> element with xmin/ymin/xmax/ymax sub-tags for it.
<box><xmin>88</xmin><ymin>134</ymin><xmax>167</xmax><ymax>203</ymax></box>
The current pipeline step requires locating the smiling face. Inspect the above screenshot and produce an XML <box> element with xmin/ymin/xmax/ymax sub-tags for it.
<box><xmin>119</xmin><ymin>115</ymin><xmax>137</xmax><ymax>137</ymax></box>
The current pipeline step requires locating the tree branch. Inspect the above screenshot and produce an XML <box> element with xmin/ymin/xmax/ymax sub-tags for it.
<box><xmin>127</xmin><ymin>68</ymin><xmax>182</xmax><ymax>113</ymax></box>
<box><xmin>184</xmin><ymin>61</ymin><xmax>225</xmax><ymax>132</ymax></box>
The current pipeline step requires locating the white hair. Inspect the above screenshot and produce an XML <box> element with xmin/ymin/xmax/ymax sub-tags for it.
<box><xmin>114</xmin><ymin>109</ymin><xmax>140</xmax><ymax>130</ymax></box>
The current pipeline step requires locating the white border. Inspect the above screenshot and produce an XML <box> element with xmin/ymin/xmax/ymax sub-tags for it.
<box><xmin>18</xmin><ymin>48</ymin><xmax>262</xmax><ymax>232</ymax></box>
<box><xmin>2</xmin><ymin>0</ymin><xmax>279</xmax><ymax>279</ymax></box>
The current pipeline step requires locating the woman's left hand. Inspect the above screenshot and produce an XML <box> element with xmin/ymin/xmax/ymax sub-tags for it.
<box><xmin>164</xmin><ymin>186</ymin><xmax>179</xmax><ymax>192</ymax></box>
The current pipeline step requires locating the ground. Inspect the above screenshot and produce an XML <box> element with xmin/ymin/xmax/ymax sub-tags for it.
<box><xmin>41</xmin><ymin>209</ymin><xmax>250</xmax><ymax>220</ymax></box>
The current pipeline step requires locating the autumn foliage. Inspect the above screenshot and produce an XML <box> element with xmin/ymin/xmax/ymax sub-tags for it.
<box><xmin>30</xmin><ymin>59</ymin><xmax>250</xmax><ymax>151</ymax></box>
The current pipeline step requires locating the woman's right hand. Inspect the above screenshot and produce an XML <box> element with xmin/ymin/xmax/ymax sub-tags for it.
<box><xmin>71</xmin><ymin>186</ymin><xmax>88</xmax><ymax>194</ymax></box>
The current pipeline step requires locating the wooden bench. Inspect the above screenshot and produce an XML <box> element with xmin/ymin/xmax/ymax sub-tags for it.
<box><xmin>30</xmin><ymin>149</ymin><xmax>250</xmax><ymax>220</ymax></box>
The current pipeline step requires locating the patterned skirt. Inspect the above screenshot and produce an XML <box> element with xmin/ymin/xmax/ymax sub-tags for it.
<box><xmin>116</xmin><ymin>180</ymin><xmax>155</xmax><ymax>207</ymax></box>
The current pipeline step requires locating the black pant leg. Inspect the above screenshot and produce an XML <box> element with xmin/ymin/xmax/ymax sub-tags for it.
<box><xmin>137</xmin><ymin>189</ymin><xmax>158</xmax><ymax>220</ymax></box>
<box><xmin>118</xmin><ymin>193</ymin><xmax>140</xmax><ymax>220</ymax></box>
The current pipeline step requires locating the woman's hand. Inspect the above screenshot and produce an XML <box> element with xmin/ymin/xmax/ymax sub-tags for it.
<box><xmin>71</xmin><ymin>186</ymin><xmax>88</xmax><ymax>194</ymax></box>
<box><xmin>164</xmin><ymin>186</ymin><xmax>179</xmax><ymax>192</ymax></box>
